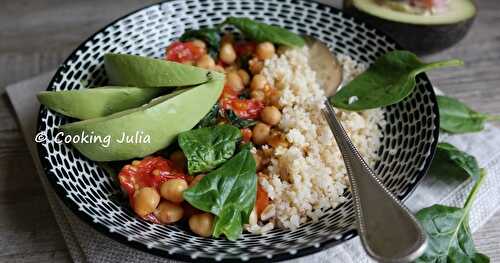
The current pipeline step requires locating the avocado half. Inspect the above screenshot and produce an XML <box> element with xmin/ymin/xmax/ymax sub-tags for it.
<box><xmin>343</xmin><ymin>0</ymin><xmax>476</xmax><ymax>55</ymax></box>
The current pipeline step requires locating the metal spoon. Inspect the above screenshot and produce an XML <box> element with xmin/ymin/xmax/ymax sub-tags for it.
<box><xmin>307</xmin><ymin>38</ymin><xmax>428</xmax><ymax>262</ymax></box>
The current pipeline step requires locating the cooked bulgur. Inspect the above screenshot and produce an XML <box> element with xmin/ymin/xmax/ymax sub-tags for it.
<box><xmin>246</xmin><ymin>47</ymin><xmax>385</xmax><ymax>233</ymax></box>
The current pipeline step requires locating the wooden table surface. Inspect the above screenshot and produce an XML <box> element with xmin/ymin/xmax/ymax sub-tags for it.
<box><xmin>0</xmin><ymin>0</ymin><xmax>499</xmax><ymax>262</ymax></box>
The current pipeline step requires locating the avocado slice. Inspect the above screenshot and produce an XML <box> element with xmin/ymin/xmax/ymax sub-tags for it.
<box><xmin>104</xmin><ymin>53</ymin><xmax>213</xmax><ymax>87</ymax></box>
<box><xmin>60</xmin><ymin>75</ymin><xmax>224</xmax><ymax>162</ymax></box>
<box><xmin>344</xmin><ymin>0</ymin><xmax>476</xmax><ymax>54</ymax></box>
<box><xmin>38</xmin><ymin>86</ymin><xmax>163</xmax><ymax>120</ymax></box>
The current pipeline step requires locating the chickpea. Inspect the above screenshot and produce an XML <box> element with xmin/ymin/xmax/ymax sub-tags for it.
<box><xmin>133</xmin><ymin>187</ymin><xmax>160</xmax><ymax>217</ymax></box>
<box><xmin>260</xmin><ymin>106</ymin><xmax>281</xmax><ymax>126</ymax></box>
<box><xmin>252</xmin><ymin>122</ymin><xmax>271</xmax><ymax>145</ymax></box>
<box><xmin>170</xmin><ymin>150</ymin><xmax>186</xmax><ymax>170</ymax></box>
<box><xmin>189</xmin><ymin>174</ymin><xmax>206</xmax><ymax>187</ymax></box>
<box><xmin>156</xmin><ymin>201</ymin><xmax>183</xmax><ymax>224</ymax></box>
<box><xmin>196</xmin><ymin>54</ymin><xmax>215</xmax><ymax>69</ymax></box>
<box><xmin>160</xmin><ymin>178</ymin><xmax>188</xmax><ymax>203</ymax></box>
<box><xmin>189</xmin><ymin>213</ymin><xmax>214</xmax><ymax>237</ymax></box>
<box><xmin>256</xmin><ymin>42</ymin><xmax>275</xmax><ymax>60</ymax></box>
<box><xmin>251</xmin><ymin>74</ymin><xmax>267</xmax><ymax>91</ymax></box>
<box><xmin>226</xmin><ymin>71</ymin><xmax>244</xmax><ymax>92</ymax></box>
<box><xmin>249</xmin><ymin>57</ymin><xmax>264</xmax><ymax>74</ymax></box>
<box><xmin>250</xmin><ymin>90</ymin><xmax>265</xmax><ymax>101</ymax></box>
<box><xmin>237</xmin><ymin>69</ymin><xmax>250</xmax><ymax>86</ymax></box>
<box><xmin>219</xmin><ymin>43</ymin><xmax>237</xmax><ymax>64</ymax></box>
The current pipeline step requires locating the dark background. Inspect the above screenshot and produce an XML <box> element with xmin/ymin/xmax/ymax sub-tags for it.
<box><xmin>0</xmin><ymin>0</ymin><xmax>499</xmax><ymax>262</ymax></box>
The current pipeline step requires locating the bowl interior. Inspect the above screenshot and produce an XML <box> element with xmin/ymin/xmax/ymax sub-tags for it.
<box><xmin>37</xmin><ymin>0</ymin><xmax>439</xmax><ymax>261</ymax></box>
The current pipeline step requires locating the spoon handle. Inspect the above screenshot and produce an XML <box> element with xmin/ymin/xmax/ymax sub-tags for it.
<box><xmin>322</xmin><ymin>101</ymin><xmax>427</xmax><ymax>263</ymax></box>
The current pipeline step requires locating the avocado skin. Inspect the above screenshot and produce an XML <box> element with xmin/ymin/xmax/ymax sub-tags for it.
<box><xmin>343</xmin><ymin>1</ymin><xmax>475</xmax><ymax>55</ymax></box>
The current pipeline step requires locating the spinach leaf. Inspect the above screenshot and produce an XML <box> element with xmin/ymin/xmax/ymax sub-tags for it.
<box><xmin>225</xmin><ymin>110</ymin><xmax>257</xmax><ymax>128</ymax></box>
<box><xmin>180</xmin><ymin>28</ymin><xmax>220</xmax><ymax>57</ymax></box>
<box><xmin>178</xmin><ymin>124</ymin><xmax>241</xmax><ymax>174</ymax></box>
<box><xmin>437</xmin><ymin>95</ymin><xmax>500</xmax><ymax>133</ymax></box>
<box><xmin>415</xmin><ymin>169</ymin><xmax>489</xmax><ymax>263</ymax></box>
<box><xmin>183</xmin><ymin>148</ymin><xmax>257</xmax><ymax>240</ymax></box>
<box><xmin>196</xmin><ymin>103</ymin><xmax>220</xmax><ymax>128</ymax></box>
<box><xmin>431</xmin><ymin>142</ymin><xmax>480</xmax><ymax>181</ymax></box>
<box><xmin>222</xmin><ymin>17</ymin><xmax>305</xmax><ymax>47</ymax></box>
<box><xmin>330</xmin><ymin>51</ymin><xmax>463</xmax><ymax>111</ymax></box>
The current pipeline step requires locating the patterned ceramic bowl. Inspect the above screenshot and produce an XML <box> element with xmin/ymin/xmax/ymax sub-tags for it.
<box><xmin>36</xmin><ymin>0</ymin><xmax>439</xmax><ymax>261</ymax></box>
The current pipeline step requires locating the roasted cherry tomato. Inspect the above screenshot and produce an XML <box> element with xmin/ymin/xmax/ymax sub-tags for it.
<box><xmin>165</xmin><ymin>41</ymin><xmax>205</xmax><ymax>63</ymax></box>
<box><xmin>219</xmin><ymin>85</ymin><xmax>264</xmax><ymax>119</ymax></box>
<box><xmin>118</xmin><ymin>156</ymin><xmax>186</xmax><ymax>197</ymax></box>
<box><xmin>119</xmin><ymin>156</ymin><xmax>186</xmax><ymax>223</ymax></box>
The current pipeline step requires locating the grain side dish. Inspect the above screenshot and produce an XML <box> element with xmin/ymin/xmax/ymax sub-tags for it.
<box><xmin>38</xmin><ymin>17</ymin><xmax>389</xmax><ymax>240</ymax></box>
<box><xmin>249</xmin><ymin>48</ymin><xmax>384</xmax><ymax>232</ymax></box>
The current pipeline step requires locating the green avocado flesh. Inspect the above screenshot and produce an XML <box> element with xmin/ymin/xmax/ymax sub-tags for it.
<box><xmin>38</xmin><ymin>87</ymin><xmax>163</xmax><ymax>119</ymax></box>
<box><xmin>60</xmin><ymin>78</ymin><xmax>224</xmax><ymax>162</ymax></box>
<box><xmin>351</xmin><ymin>0</ymin><xmax>476</xmax><ymax>25</ymax></box>
<box><xmin>104</xmin><ymin>53</ymin><xmax>212</xmax><ymax>87</ymax></box>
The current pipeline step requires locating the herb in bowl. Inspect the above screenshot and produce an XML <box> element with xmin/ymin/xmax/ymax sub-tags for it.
<box><xmin>221</xmin><ymin>17</ymin><xmax>305</xmax><ymax>47</ymax></box>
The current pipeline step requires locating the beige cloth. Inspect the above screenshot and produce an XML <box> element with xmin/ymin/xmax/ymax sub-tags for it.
<box><xmin>6</xmin><ymin>71</ymin><xmax>500</xmax><ymax>262</ymax></box>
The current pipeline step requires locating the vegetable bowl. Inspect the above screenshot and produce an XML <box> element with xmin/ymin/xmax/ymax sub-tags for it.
<box><xmin>36</xmin><ymin>0</ymin><xmax>439</xmax><ymax>262</ymax></box>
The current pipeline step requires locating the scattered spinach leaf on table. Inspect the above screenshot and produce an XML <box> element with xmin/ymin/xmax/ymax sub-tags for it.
<box><xmin>225</xmin><ymin>109</ymin><xmax>257</xmax><ymax>128</ymax></box>
<box><xmin>437</xmin><ymin>95</ymin><xmax>500</xmax><ymax>134</ymax></box>
<box><xmin>178</xmin><ymin>124</ymin><xmax>241</xmax><ymax>174</ymax></box>
<box><xmin>430</xmin><ymin>142</ymin><xmax>480</xmax><ymax>181</ymax></box>
<box><xmin>180</xmin><ymin>28</ymin><xmax>221</xmax><ymax>57</ymax></box>
<box><xmin>415</xmin><ymin>169</ymin><xmax>489</xmax><ymax>263</ymax></box>
<box><xmin>330</xmin><ymin>50</ymin><xmax>463</xmax><ymax>111</ymax></box>
<box><xmin>221</xmin><ymin>17</ymin><xmax>305</xmax><ymax>47</ymax></box>
<box><xmin>183</xmin><ymin>148</ymin><xmax>257</xmax><ymax>241</ymax></box>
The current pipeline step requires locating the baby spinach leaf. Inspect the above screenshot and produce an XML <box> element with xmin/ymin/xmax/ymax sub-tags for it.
<box><xmin>183</xmin><ymin>149</ymin><xmax>257</xmax><ymax>240</ymax></box>
<box><xmin>415</xmin><ymin>169</ymin><xmax>489</xmax><ymax>263</ymax></box>
<box><xmin>437</xmin><ymin>95</ymin><xmax>500</xmax><ymax>134</ymax></box>
<box><xmin>178</xmin><ymin>124</ymin><xmax>241</xmax><ymax>174</ymax></box>
<box><xmin>330</xmin><ymin>51</ymin><xmax>463</xmax><ymax>111</ymax></box>
<box><xmin>431</xmin><ymin>142</ymin><xmax>480</xmax><ymax>181</ymax></box>
<box><xmin>225</xmin><ymin>110</ymin><xmax>257</xmax><ymax>128</ymax></box>
<box><xmin>222</xmin><ymin>17</ymin><xmax>305</xmax><ymax>47</ymax></box>
<box><xmin>196</xmin><ymin>103</ymin><xmax>220</xmax><ymax>128</ymax></box>
<box><xmin>180</xmin><ymin>28</ymin><xmax>220</xmax><ymax>57</ymax></box>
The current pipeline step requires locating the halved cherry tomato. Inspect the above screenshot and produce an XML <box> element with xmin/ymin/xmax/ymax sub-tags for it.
<box><xmin>165</xmin><ymin>41</ymin><xmax>205</xmax><ymax>63</ymax></box>
<box><xmin>255</xmin><ymin>182</ymin><xmax>269</xmax><ymax>216</ymax></box>
<box><xmin>219</xmin><ymin>85</ymin><xmax>264</xmax><ymax>119</ymax></box>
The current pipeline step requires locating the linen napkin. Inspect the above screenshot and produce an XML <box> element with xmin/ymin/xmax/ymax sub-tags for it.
<box><xmin>6</xmin><ymin>70</ymin><xmax>500</xmax><ymax>263</ymax></box>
